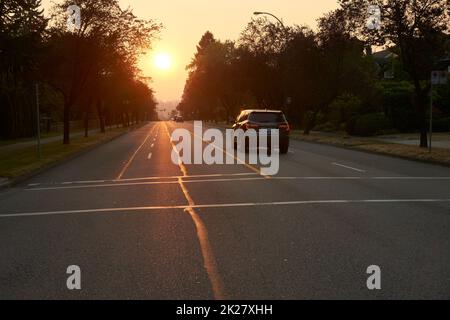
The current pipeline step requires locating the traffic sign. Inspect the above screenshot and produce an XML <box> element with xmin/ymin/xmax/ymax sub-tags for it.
<box><xmin>431</xmin><ymin>70</ymin><xmax>447</xmax><ymax>85</ymax></box>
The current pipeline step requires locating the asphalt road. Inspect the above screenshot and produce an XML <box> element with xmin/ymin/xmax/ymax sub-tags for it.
<box><xmin>1</xmin><ymin>121</ymin><xmax>449</xmax><ymax>299</ymax></box>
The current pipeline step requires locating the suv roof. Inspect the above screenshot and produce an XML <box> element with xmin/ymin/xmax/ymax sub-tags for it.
<box><xmin>241</xmin><ymin>109</ymin><xmax>283</xmax><ymax>114</ymax></box>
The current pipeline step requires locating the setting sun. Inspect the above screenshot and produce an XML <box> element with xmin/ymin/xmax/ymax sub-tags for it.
<box><xmin>154</xmin><ymin>53</ymin><xmax>172</xmax><ymax>70</ymax></box>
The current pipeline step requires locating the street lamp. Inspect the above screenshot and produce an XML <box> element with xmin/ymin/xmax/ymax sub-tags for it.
<box><xmin>253</xmin><ymin>11</ymin><xmax>291</xmax><ymax>110</ymax></box>
<box><xmin>253</xmin><ymin>11</ymin><xmax>285</xmax><ymax>29</ymax></box>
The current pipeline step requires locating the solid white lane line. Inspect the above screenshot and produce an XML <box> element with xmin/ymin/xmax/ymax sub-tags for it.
<box><xmin>118</xmin><ymin>172</ymin><xmax>257</xmax><ymax>181</ymax></box>
<box><xmin>29</xmin><ymin>175</ymin><xmax>450</xmax><ymax>187</ymax></box>
<box><xmin>0</xmin><ymin>206</ymin><xmax>185</xmax><ymax>218</ymax></box>
<box><xmin>74</xmin><ymin>180</ymin><xmax>107</xmax><ymax>184</ymax></box>
<box><xmin>147</xmin><ymin>152</ymin><xmax>152</xmax><ymax>160</ymax></box>
<box><xmin>29</xmin><ymin>173</ymin><xmax>260</xmax><ymax>187</ymax></box>
<box><xmin>116</xmin><ymin>172</ymin><xmax>257</xmax><ymax>181</ymax></box>
<box><xmin>25</xmin><ymin>176</ymin><xmax>450</xmax><ymax>191</ymax></box>
<box><xmin>20</xmin><ymin>177</ymin><xmax>294</xmax><ymax>191</ymax></box>
<box><xmin>332</xmin><ymin>162</ymin><xmax>366</xmax><ymax>173</ymax></box>
<box><xmin>3</xmin><ymin>198</ymin><xmax>450</xmax><ymax>218</ymax></box>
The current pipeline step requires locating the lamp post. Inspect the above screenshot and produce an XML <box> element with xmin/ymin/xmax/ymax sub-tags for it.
<box><xmin>253</xmin><ymin>11</ymin><xmax>285</xmax><ymax>29</ymax></box>
<box><xmin>253</xmin><ymin>11</ymin><xmax>290</xmax><ymax>109</ymax></box>
<box><xmin>35</xmin><ymin>83</ymin><xmax>42</xmax><ymax>159</ymax></box>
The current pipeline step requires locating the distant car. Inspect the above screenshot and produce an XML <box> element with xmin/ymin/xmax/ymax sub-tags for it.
<box><xmin>232</xmin><ymin>109</ymin><xmax>290</xmax><ymax>154</ymax></box>
<box><xmin>174</xmin><ymin>115</ymin><xmax>184</xmax><ymax>122</ymax></box>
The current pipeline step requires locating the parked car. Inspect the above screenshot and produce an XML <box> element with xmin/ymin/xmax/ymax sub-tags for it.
<box><xmin>174</xmin><ymin>115</ymin><xmax>184</xmax><ymax>122</ymax></box>
<box><xmin>232</xmin><ymin>109</ymin><xmax>290</xmax><ymax>154</ymax></box>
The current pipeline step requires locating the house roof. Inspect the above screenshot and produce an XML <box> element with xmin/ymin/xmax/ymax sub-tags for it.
<box><xmin>373</xmin><ymin>49</ymin><xmax>398</xmax><ymax>60</ymax></box>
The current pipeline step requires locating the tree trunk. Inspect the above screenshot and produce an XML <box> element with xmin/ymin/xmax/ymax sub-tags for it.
<box><xmin>84</xmin><ymin>111</ymin><xmax>89</xmax><ymax>138</ymax></box>
<box><xmin>97</xmin><ymin>100</ymin><xmax>105</xmax><ymax>133</ymax></box>
<box><xmin>63</xmin><ymin>99</ymin><xmax>71</xmax><ymax>145</ymax></box>
<box><xmin>121</xmin><ymin>113</ymin><xmax>126</xmax><ymax>128</ymax></box>
<box><xmin>303</xmin><ymin>109</ymin><xmax>319</xmax><ymax>135</ymax></box>
<box><xmin>414</xmin><ymin>81</ymin><xmax>429</xmax><ymax>148</ymax></box>
<box><xmin>418</xmin><ymin>104</ymin><xmax>428</xmax><ymax>148</ymax></box>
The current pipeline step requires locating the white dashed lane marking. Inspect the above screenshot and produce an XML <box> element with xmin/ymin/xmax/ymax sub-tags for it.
<box><xmin>332</xmin><ymin>162</ymin><xmax>366</xmax><ymax>173</ymax></box>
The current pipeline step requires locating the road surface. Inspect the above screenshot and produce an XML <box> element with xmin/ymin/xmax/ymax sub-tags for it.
<box><xmin>0</xmin><ymin>121</ymin><xmax>449</xmax><ymax>299</ymax></box>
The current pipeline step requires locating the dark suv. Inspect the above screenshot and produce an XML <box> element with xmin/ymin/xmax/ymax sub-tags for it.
<box><xmin>232</xmin><ymin>109</ymin><xmax>290</xmax><ymax>154</ymax></box>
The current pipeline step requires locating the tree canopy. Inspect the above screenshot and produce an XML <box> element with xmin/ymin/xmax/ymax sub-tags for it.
<box><xmin>0</xmin><ymin>0</ymin><xmax>161</xmax><ymax>142</ymax></box>
<box><xmin>178</xmin><ymin>1</ymin><xmax>449</xmax><ymax>145</ymax></box>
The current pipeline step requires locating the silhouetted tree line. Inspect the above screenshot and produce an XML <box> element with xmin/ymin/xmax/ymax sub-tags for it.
<box><xmin>178</xmin><ymin>0</ymin><xmax>449</xmax><ymax>147</ymax></box>
<box><xmin>0</xmin><ymin>0</ymin><xmax>161</xmax><ymax>143</ymax></box>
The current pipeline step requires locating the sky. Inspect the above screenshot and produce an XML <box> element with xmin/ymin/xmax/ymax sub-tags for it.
<box><xmin>42</xmin><ymin>0</ymin><xmax>340</xmax><ymax>103</ymax></box>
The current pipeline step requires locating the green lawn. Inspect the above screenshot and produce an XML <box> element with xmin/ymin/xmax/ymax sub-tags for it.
<box><xmin>0</xmin><ymin>129</ymin><xmax>96</xmax><ymax>147</ymax></box>
<box><xmin>0</xmin><ymin>132</ymin><xmax>61</xmax><ymax>147</ymax></box>
<box><xmin>0</xmin><ymin>127</ymin><xmax>131</xmax><ymax>179</ymax></box>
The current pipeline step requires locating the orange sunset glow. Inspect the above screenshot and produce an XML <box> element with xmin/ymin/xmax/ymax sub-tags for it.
<box><xmin>42</xmin><ymin>0</ymin><xmax>340</xmax><ymax>102</ymax></box>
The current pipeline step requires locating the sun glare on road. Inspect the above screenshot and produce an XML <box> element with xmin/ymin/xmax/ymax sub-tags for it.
<box><xmin>154</xmin><ymin>52</ymin><xmax>172</xmax><ymax>70</ymax></box>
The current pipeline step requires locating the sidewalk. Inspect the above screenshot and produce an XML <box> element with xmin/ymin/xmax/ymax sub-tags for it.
<box><xmin>0</xmin><ymin>129</ymin><xmax>101</xmax><ymax>154</ymax></box>
<box><xmin>376</xmin><ymin>133</ymin><xmax>450</xmax><ymax>149</ymax></box>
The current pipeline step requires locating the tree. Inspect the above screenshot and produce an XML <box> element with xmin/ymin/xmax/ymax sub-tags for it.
<box><xmin>299</xmin><ymin>8</ymin><xmax>376</xmax><ymax>134</ymax></box>
<box><xmin>238</xmin><ymin>17</ymin><xmax>291</xmax><ymax>109</ymax></box>
<box><xmin>339</xmin><ymin>0</ymin><xmax>449</xmax><ymax>147</ymax></box>
<box><xmin>43</xmin><ymin>0</ymin><xmax>161</xmax><ymax>144</ymax></box>
<box><xmin>0</xmin><ymin>0</ymin><xmax>47</xmax><ymax>139</ymax></box>
<box><xmin>179</xmin><ymin>13</ymin><xmax>377</xmax><ymax>131</ymax></box>
<box><xmin>281</xmin><ymin>27</ymin><xmax>321</xmax><ymax>128</ymax></box>
<box><xmin>180</xmin><ymin>32</ymin><xmax>219</xmax><ymax>120</ymax></box>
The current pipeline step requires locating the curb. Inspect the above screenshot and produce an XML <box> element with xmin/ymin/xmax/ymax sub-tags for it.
<box><xmin>0</xmin><ymin>125</ymin><xmax>144</xmax><ymax>190</ymax></box>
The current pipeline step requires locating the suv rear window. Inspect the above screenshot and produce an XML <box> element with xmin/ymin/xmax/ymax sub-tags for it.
<box><xmin>249</xmin><ymin>112</ymin><xmax>286</xmax><ymax>123</ymax></box>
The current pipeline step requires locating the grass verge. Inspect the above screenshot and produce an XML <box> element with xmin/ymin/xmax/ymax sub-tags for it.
<box><xmin>0</xmin><ymin>127</ymin><xmax>133</xmax><ymax>179</ymax></box>
<box><xmin>290</xmin><ymin>131</ymin><xmax>450</xmax><ymax>167</ymax></box>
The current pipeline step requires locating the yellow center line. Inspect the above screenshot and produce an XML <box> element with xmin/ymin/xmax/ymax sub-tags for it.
<box><xmin>163</xmin><ymin>121</ymin><xmax>226</xmax><ymax>300</ymax></box>
<box><xmin>116</xmin><ymin>123</ymin><xmax>158</xmax><ymax>180</ymax></box>
<box><xmin>164</xmin><ymin>121</ymin><xmax>188</xmax><ymax>177</ymax></box>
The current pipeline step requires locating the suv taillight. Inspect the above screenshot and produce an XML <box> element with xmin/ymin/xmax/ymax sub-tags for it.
<box><xmin>279</xmin><ymin>123</ymin><xmax>290</xmax><ymax>132</ymax></box>
<box><xmin>245</xmin><ymin>123</ymin><xmax>259</xmax><ymax>130</ymax></box>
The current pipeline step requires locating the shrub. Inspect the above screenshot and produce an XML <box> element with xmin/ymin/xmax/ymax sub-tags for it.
<box><xmin>433</xmin><ymin>118</ymin><xmax>450</xmax><ymax>132</ymax></box>
<box><xmin>380</xmin><ymin>81</ymin><xmax>420</xmax><ymax>132</ymax></box>
<box><xmin>347</xmin><ymin>113</ymin><xmax>392</xmax><ymax>136</ymax></box>
<box><xmin>328</xmin><ymin>94</ymin><xmax>363</xmax><ymax>130</ymax></box>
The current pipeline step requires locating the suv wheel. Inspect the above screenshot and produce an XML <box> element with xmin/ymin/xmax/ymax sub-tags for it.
<box><xmin>280</xmin><ymin>142</ymin><xmax>289</xmax><ymax>154</ymax></box>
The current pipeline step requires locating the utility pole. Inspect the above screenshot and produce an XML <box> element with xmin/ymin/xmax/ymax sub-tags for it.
<box><xmin>35</xmin><ymin>83</ymin><xmax>42</xmax><ymax>159</ymax></box>
<box><xmin>429</xmin><ymin>70</ymin><xmax>448</xmax><ymax>152</ymax></box>
<box><xmin>429</xmin><ymin>82</ymin><xmax>433</xmax><ymax>152</ymax></box>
